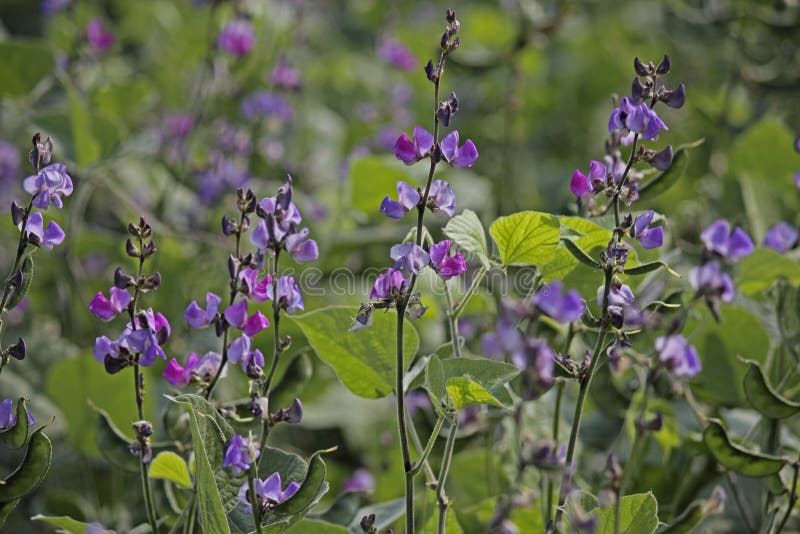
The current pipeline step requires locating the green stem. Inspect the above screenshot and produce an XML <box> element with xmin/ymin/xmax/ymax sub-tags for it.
<box><xmin>258</xmin><ymin>250</ymin><xmax>283</xmax><ymax>456</ymax></box>
<box><xmin>451</xmin><ymin>266</ymin><xmax>487</xmax><ymax>319</ymax></box>
<box><xmin>411</xmin><ymin>414</ymin><xmax>446</xmax><ymax>476</ymax></box>
<box><xmin>444</xmin><ymin>286</ymin><xmax>462</xmax><ymax>359</ymax></box>
<box><xmin>407</xmin><ymin>411</ymin><xmax>438</xmax><ymax>483</ymax></box>
<box><xmin>545</xmin><ymin>380</ymin><xmax>566</xmax><ymax>523</ymax></box>
<box><xmin>436</xmin><ymin>420</ymin><xmax>458</xmax><ymax>534</ymax></box>
<box><xmin>248</xmin><ymin>465</ymin><xmax>264</xmax><ymax>534</ymax></box>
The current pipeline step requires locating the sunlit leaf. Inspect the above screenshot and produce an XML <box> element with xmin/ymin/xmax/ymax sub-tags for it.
<box><xmin>149</xmin><ymin>451</ymin><xmax>193</xmax><ymax>489</ymax></box>
<box><xmin>490</xmin><ymin>211</ymin><xmax>560</xmax><ymax>266</ymax></box>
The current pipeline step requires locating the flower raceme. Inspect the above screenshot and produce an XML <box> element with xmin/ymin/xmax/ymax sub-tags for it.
<box><xmin>380</xmin><ymin>179</ymin><xmax>456</xmax><ymax>219</ymax></box>
<box><xmin>163</xmin><ymin>351</ymin><xmax>224</xmax><ymax>387</ymax></box>
<box><xmin>393</xmin><ymin>127</ymin><xmax>478</xmax><ymax>168</ymax></box>
<box><xmin>608</xmin><ymin>96</ymin><xmax>668</xmax><ymax>141</ymax></box>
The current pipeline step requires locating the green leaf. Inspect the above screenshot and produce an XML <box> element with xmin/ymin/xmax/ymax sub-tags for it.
<box><xmin>285</xmin><ymin>519</ymin><xmax>350</xmax><ymax>533</ymax></box>
<box><xmin>736</xmin><ymin>248</ymin><xmax>800</xmax><ymax>296</ymax></box>
<box><xmin>541</xmin><ymin>217</ymin><xmax>612</xmax><ymax>283</ymax></box>
<box><xmin>32</xmin><ymin>515</ymin><xmax>111</xmax><ymax>533</ymax></box>
<box><xmin>703</xmin><ymin>419</ymin><xmax>785</xmax><ymax>477</ymax></box>
<box><xmin>0</xmin><ymin>500</ymin><xmax>18</xmax><ymax>529</ymax></box>
<box><xmin>638</xmin><ymin>144</ymin><xmax>693</xmax><ymax>199</ymax></box>
<box><xmin>167</xmin><ymin>395</ymin><xmax>235</xmax><ymax>533</ymax></box>
<box><xmin>592</xmin><ymin>492</ymin><xmax>659</xmax><ymax>534</ymax></box>
<box><xmin>68</xmin><ymin>88</ymin><xmax>101</xmax><ymax>167</ymax></box>
<box><xmin>741</xmin><ymin>359</ymin><xmax>800</xmax><ymax>419</ymax></box>
<box><xmin>346</xmin><ymin>498</ymin><xmax>405</xmax><ymax>533</ymax></box>
<box><xmin>349</xmin><ymin>156</ymin><xmax>411</xmax><ymax>214</ymax></box>
<box><xmin>271</xmin><ymin>449</ymin><xmax>333</xmax><ymax>518</ymax></box>
<box><xmin>92</xmin><ymin>404</ymin><xmax>138</xmax><ymax>473</ymax></box>
<box><xmin>6</xmin><ymin>257</ymin><xmax>33</xmax><ymax>312</ymax></box>
<box><xmin>0</xmin><ymin>397</ymin><xmax>30</xmax><ymax>449</ymax></box>
<box><xmin>149</xmin><ymin>451</ymin><xmax>193</xmax><ymax>489</ymax></box>
<box><xmin>625</xmin><ymin>260</ymin><xmax>680</xmax><ymax>277</ymax></box>
<box><xmin>290</xmin><ymin>306</ymin><xmax>419</xmax><ymax>399</ymax></box>
<box><xmin>489</xmin><ymin>211</ymin><xmax>560</xmax><ymax>266</ymax></box>
<box><xmin>258</xmin><ymin>447</ymin><xmax>309</xmax><ymax>485</ymax></box>
<box><xmin>310</xmin><ymin>491</ymin><xmax>360</xmax><ymax>526</ymax></box>
<box><xmin>444</xmin><ymin>209</ymin><xmax>490</xmax><ymax>268</ymax></box>
<box><xmin>425</xmin><ymin>355</ymin><xmax>519</xmax><ymax>411</ymax></box>
<box><xmin>0</xmin><ymin>41</ymin><xmax>54</xmax><ymax>97</ymax></box>
<box><xmin>0</xmin><ymin>425</ymin><xmax>52</xmax><ymax>501</ymax></box>
<box><xmin>560</xmin><ymin>237</ymin><xmax>600</xmax><ymax>269</ymax></box>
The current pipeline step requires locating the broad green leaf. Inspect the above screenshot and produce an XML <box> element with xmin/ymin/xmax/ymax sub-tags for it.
<box><xmin>0</xmin><ymin>397</ymin><xmax>30</xmax><ymax>449</ymax></box>
<box><xmin>490</xmin><ymin>211</ymin><xmax>560</xmax><ymax>266</ymax></box>
<box><xmin>150</xmin><ymin>451</ymin><xmax>193</xmax><ymax>489</ymax></box>
<box><xmin>736</xmin><ymin>248</ymin><xmax>800</xmax><ymax>296</ymax></box>
<box><xmin>638</xmin><ymin>143</ymin><xmax>695</xmax><ymax>200</ymax></box>
<box><xmin>444</xmin><ymin>209</ymin><xmax>490</xmax><ymax>268</ymax></box>
<box><xmin>167</xmin><ymin>395</ymin><xmax>233</xmax><ymax>534</ymax></box>
<box><xmin>6</xmin><ymin>257</ymin><xmax>33</xmax><ymax>311</ymax></box>
<box><xmin>685</xmin><ymin>306</ymin><xmax>770</xmax><ymax>406</ymax></box>
<box><xmin>290</xmin><ymin>306</ymin><xmax>419</xmax><ymax>399</ymax></box>
<box><xmin>425</xmin><ymin>355</ymin><xmax>519</xmax><ymax>411</ymax></box>
<box><xmin>625</xmin><ymin>260</ymin><xmax>680</xmax><ymax>277</ymax></box>
<box><xmin>285</xmin><ymin>519</ymin><xmax>350</xmax><ymax>533</ymax></box>
<box><xmin>742</xmin><ymin>359</ymin><xmax>800</xmax><ymax>419</ymax></box>
<box><xmin>349</xmin><ymin>156</ymin><xmax>411</xmax><ymax>214</ymax></box>
<box><xmin>592</xmin><ymin>492</ymin><xmax>659</xmax><ymax>534</ymax></box>
<box><xmin>0</xmin><ymin>41</ymin><xmax>54</xmax><ymax>97</ymax></box>
<box><xmin>32</xmin><ymin>515</ymin><xmax>111</xmax><ymax>533</ymax></box>
<box><xmin>541</xmin><ymin>217</ymin><xmax>611</xmax><ymax>282</ymax></box>
<box><xmin>92</xmin><ymin>404</ymin><xmax>137</xmax><ymax>473</ymax></box>
<box><xmin>346</xmin><ymin>498</ymin><xmax>405</xmax><ymax>533</ymax></box>
<box><xmin>0</xmin><ymin>426</ymin><xmax>52</xmax><ymax>501</ymax></box>
<box><xmin>703</xmin><ymin>419</ymin><xmax>785</xmax><ymax>477</ymax></box>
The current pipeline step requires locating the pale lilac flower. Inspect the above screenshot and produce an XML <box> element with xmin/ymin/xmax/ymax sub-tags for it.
<box><xmin>570</xmin><ymin>161</ymin><xmax>606</xmax><ymax>198</ymax></box>
<box><xmin>631</xmin><ymin>210</ymin><xmax>664</xmax><ymax>249</ymax></box>
<box><xmin>241</xmin><ymin>91</ymin><xmax>293</xmax><ymax>121</ymax></box>
<box><xmin>86</xmin><ymin>18</ymin><xmax>114</xmax><ymax>53</ymax></box>
<box><xmin>23</xmin><ymin>163</ymin><xmax>73</xmax><ymax>210</ymax></box>
<box><xmin>88</xmin><ymin>287</ymin><xmax>132</xmax><ymax>321</ymax></box>
<box><xmin>394</xmin><ymin>127</ymin><xmax>434</xmax><ymax>165</ymax></box>
<box><xmin>531</xmin><ymin>281</ymin><xmax>585</xmax><ymax>323</ymax></box>
<box><xmin>689</xmin><ymin>261</ymin><xmax>735</xmax><ymax>303</ymax></box>
<box><xmin>427</xmin><ymin>180</ymin><xmax>456</xmax><ymax>217</ymax></box>
<box><xmin>390</xmin><ymin>242</ymin><xmax>429</xmax><ymax>275</ymax></box>
<box><xmin>380</xmin><ymin>181</ymin><xmax>420</xmax><ymax>219</ymax></box>
<box><xmin>238</xmin><ymin>472</ymin><xmax>300</xmax><ymax>513</ymax></box>
<box><xmin>608</xmin><ymin>97</ymin><xmax>668</xmax><ymax>140</ymax></box>
<box><xmin>21</xmin><ymin>212</ymin><xmax>64</xmax><ymax>250</ymax></box>
<box><xmin>276</xmin><ymin>276</ymin><xmax>303</xmax><ymax>313</ymax></box>
<box><xmin>700</xmin><ymin>220</ymin><xmax>754</xmax><ymax>261</ymax></box>
<box><xmin>285</xmin><ymin>228</ymin><xmax>319</xmax><ymax>263</ymax></box>
<box><xmin>429</xmin><ymin>240</ymin><xmax>466</xmax><ymax>280</ymax></box>
<box><xmin>270</xmin><ymin>61</ymin><xmax>301</xmax><ymax>89</ymax></box>
<box><xmin>655</xmin><ymin>335</ymin><xmax>701</xmax><ymax>378</ymax></box>
<box><xmin>377</xmin><ymin>39</ymin><xmax>416</xmax><ymax>71</ymax></box>
<box><xmin>440</xmin><ymin>131</ymin><xmax>478</xmax><ymax>168</ymax></box>
<box><xmin>343</xmin><ymin>468</ymin><xmax>376</xmax><ymax>492</ymax></box>
<box><xmin>763</xmin><ymin>222</ymin><xmax>798</xmax><ymax>253</ymax></box>
<box><xmin>217</xmin><ymin>19</ymin><xmax>255</xmax><ymax>57</ymax></box>
<box><xmin>184</xmin><ymin>292</ymin><xmax>222</xmax><ymax>329</ymax></box>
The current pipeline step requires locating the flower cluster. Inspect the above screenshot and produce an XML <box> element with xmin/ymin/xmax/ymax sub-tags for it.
<box><xmin>217</xmin><ymin>19</ymin><xmax>255</xmax><ymax>57</ymax></box>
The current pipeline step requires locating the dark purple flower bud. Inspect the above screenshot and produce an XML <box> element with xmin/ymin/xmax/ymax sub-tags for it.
<box><xmin>449</xmin><ymin>37</ymin><xmax>460</xmax><ymax>53</ymax></box>
<box><xmin>132</xmin><ymin>420</ymin><xmax>153</xmax><ymax>438</ymax></box>
<box><xmin>512</xmin><ymin>338</ymin><xmax>556</xmax><ymax>399</ymax></box>
<box><xmin>763</xmin><ymin>222</ymin><xmax>798</xmax><ymax>253</ymax></box>
<box><xmin>689</xmin><ymin>261</ymin><xmax>735</xmax><ymax>303</ymax></box>
<box><xmin>380</xmin><ymin>181</ymin><xmax>420</xmax><ymax>219</ymax></box>
<box><xmin>656</xmin><ymin>54</ymin><xmax>671</xmax><ymax>74</ymax></box>
<box><xmin>440</xmin><ymin>131</ymin><xmax>478</xmax><ymax>168</ymax></box>
<box><xmin>8</xmin><ymin>337</ymin><xmax>26</xmax><ymax>360</ymax></box>
<box><xmin>531</xmin><ymin>281</ymin><xmax>585</xmax><ymax>323</ymax></box>
<box><xmin>662</xmin><ymin>83</ymin><xmax>686</xmax><ymax>109</ymax></box>
<box><xmin>217</xmin><ymin>19</ymin><xmax>255</xmax><ymax>57</ymax></box>
<box><xmin>633</xmin><ymin>57</ymin><xmax>649</xmax><ymax>76</ymax></box>
<box><xmin>630</xmin><ymin>210</ymin><xmax>664</xmax><ymax>249</ymax></box>
<box><xmin>650</xmin><ymin>145</ymin><xmax>673</xmax><ymax>171</ymax></box>
<box><xmin>142</xmin><ymin>240</ymin><xmax>157</xmax><ymax>258</ymax></box>
<box><xmin>140</xmin><ymin>272</ymin><xmax>161</xmax><ymax>292</ymax></box>
<box><xmin>394</xmin><ymin>127</ymin><xmax>435</xmax><ymax>165</ymax></box>
<box><xmin>104</xmin><ymin>353</ymin><xmax>129</xmax><ymax>374</ymax></box>
<box><xmin>184</xmin><ymin>292</ymin><xmax>222</xmax><ymax>329</ymax></box>
<box><xmin>10</xmin><ymin>201</ymin><xmax>25</xmax><ymax>226</ymax></box>
<box><xmin>429</xmin><ymin>240</ymin><xmax>467</xmax><ymax>280</ymax></box>
<box><xmin>125</xmin><ymin>239</ymin><xmax>139</xmax><ymax>258</ymax></box>
<box><xmin>344</xmin><ymin>468</ymin><xmax>376</xmax><ymax>493</ymax></box>
<box><xmin>286</xmin><ymin>398</ymin><xmax>303</xmax><ymax>424</ymax></box>
<box><xmin>89</xmin><ymin>287</ymin><xmax>132</xmax><ymax>321</ymax></box>
<box><xmin>655</xmin><ymin>334</ymin><xmax>701</xmax><ymax>378</ymax></box>
<box><xmin>390</xmin><ymin>242</ymin><xmax>430</xmax><ymax>275</ymax></box>
<box><xmin>246</xmin><ymin>355</ymin><xmax>264</xmax><ymax>379</ymax></box>
<box><xmin>700</xmin><ymin>220</ymin><xmax>754</xmax><ymax>261</ymax></box>
<box><xmin>570</xmin><ymin>161</ymin><xmax>606</xmax><ymax>198</ymax></box>
<box><xmin>222</xmin><ymin>214</ymin><xmax>237</xmax><ymax>236</ymax></box>
<box><xmin>446</xmin><ymin>9</ymin><xmax>457</xmax><ymax>23</ymax></box>
<box><xmin>631</xmin><ymin>77</ymin><xmax>647</xmax><ymax>103</ymax></box>
<box><xmin>437</xmin><ymin>102</ymin><xmax>452</xmax><ymax>127</ymax></box>
<box><xmin>28</xmin><ymin>133</ymin><xmax>53</xmax><ymax>170</ymax></box>
<box><xmin>424</xmin><ymin>59</ymin><xmax>436</xmax><ymax>81</ymax></box>
<box><xmin>528</xmin><ymin>441</ymin><xmax>567</xmax><ymax>471</ymax></box>
<box><xmin>9</xmin><ymin>268</ymin><xmax>22</xmax><ymax>289</ymax></box>
<box><xmin>223</xmin><ymin>433</ymin><xmax>259</xmax><ymax>476</ymax></box>
<box><xmin>637</xmin><ymin>412</ymin><xmax>664</xmax><ymax>433</ymax></box>
<box><xmin>350</xmin><ymin>303</ymin><xmax>375</xmax><ymax>331</ymax></box>
<box><xmin>114</xmin><ymin>267</ymin><xmax>135</xmax><ymax>289</ymax></box>
<box><xmin>427</xmin><ymin>180</ymin><xmax>457</xmax><ymax>217</ymax></box>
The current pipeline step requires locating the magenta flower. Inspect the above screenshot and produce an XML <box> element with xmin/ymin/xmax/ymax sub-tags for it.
<box><xmin>223</xmin><ymin>433</ymin><xmax>259</xmax><ymax>476</ymax></box>
<box><xmin>631</xmin><ymin>211</ymin><xmax>664</xmax><ymax>249</ymax></box>
<box><xmin>163</xmin><ymin>352</ymin><xmax>223</xmax><ymax>387</ymax></box>
<box><xmin>429</xmin><ymin>240</ymin><xmax>466</xmax><ymax>280</ymax></box>
<box><xmin>655</xmin><ymin>335</ymin><xmax>701</xmax><ymax>378</ymax></box>
<box><xmin>394</xmin><ymin>127</ymin><xmax>434</xmax><ymax>165</ymax></box>
<box><xmin>270</xmin><ymin>61</ymin><xmax>301</xmax><ymax>89</ymax></box>
<box><xmin>440</xmin><ymin>131</ymin><xmax>478</xmax><ymax>168</ymax></box>
<box><xmin>217</xmin><ymin>19</ymin><xmax>255</xmax><ymax>57</ymax></box>
<box><xmin>763</xmin><ymin>222</ymin><xmax>798</xmax><ymax>253</ymax></box>
<box><xmin>689</xmin><ymin>261</ymin><xmax>734</xmax><ymax>303</ymax></box>
<box><xmin>377</xmin><ymin>39</ymin><xmax>417</xmax><ymax>71</ymax></box>
<box><xmin>21</xmin><ymin>212</ymin><xmax>64</xmax><ymax>250</ymax></box>
<box><xmin>608</xmin><ymin>97</ymin><xmax>668</xmax><ymax>140</ymax></box>
<box><xmin>88</xmin><ymin>287</ymin><xmax>132</xmax><ymax>322</ymax></box>
<box><xmin>427</xmin><ymin>180</ymin><xmax>456</xmax><ymax>217</ymax></box>
<box><xmin>276</xmin><ymin>276</ymin><xmax>303</xmax><ymax>314</ymax></box>
<box><xmin>380</xmin><ymin>181</ymin><xmax>420</xmax><ymax>219</ymax></box>
<box><xmin>531</xmin><ymin>281</ymin><xmax>585</xmax><ymax>323</ymax></box>
<box><xmin>570</xmin><ymin>161</ymin><xmax>606</xmax><ymax>198</ymax></box>
<box><xmin>390</xmin><ymin>242</ymin><xmax>429</xmax><ymax>275</ymax></box>
<box><xmin>238</xmin><ymin>472</ymin><xmax>300</xmax><ymax>514</ymax></box>
<box><xmin>224</xmin><ymin>301</ymin><xmax>270</xmax><ymax>336</ymax></box>
<box><xmin>184</xmin><ymin>292</ymin><xmax>221</xmax><ymax>329</ymax></box>
<box><xmin>23</xmin><ymin>163</ymin><xmax>73</xmax><ymax>210</ymax></box>
<box><xmin>343</xmin><ymin>468</ymin><xmax>376</xmax><ymax>492</ymax></box>
<box><xmin>370</xmin><ymin>268</ymin><xmax>406</xmax><ymax>300</ymax></box>
<box><xmin>700</xmin><ymin>220</ymin><xmax>754</xmax><ymax>261</ymax></box>
<box><xmin>239</xmin><ymin>268</ymin><xmax>272</xmax><ymax>302</ymax></box>
<box><xmin>86</xmin><ymin>18</ymin><xmax>115</xmax><ymax>53</ymax></box>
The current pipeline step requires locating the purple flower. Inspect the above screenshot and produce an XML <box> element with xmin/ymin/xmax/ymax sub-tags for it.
<box><xmin>224</xmin><ymin>301</ymin><xmax>270</xmax><ymax>336</ymax></box>
<box><xmin>119</xmin><ymin>310</ymin><xmax>171</xmax><ymax>366</ymax></box>
<box><xmin>0</xmin><ymin>399</ymin><xmax>35</xmax><ymax>429</ymax></box>
<box><xmin>429</xmin><ymin>240</ymin><xmax>466</xmax><ymax>280</ymax></box>
<box><xmin>93</xmin><ymin>335</ymin><xmax>120</xmax><ymax>363</ymax></box>
<box><xmin>276</xmin><ymin>275</ymin><xmax>303</xmax><ymax>314</ymax></box>
<box><xmin>41</xmin><ymin>0</ymin><xmax>71</xmax><ymax>15</ymax></box>
<box><xmin>270</xmin><ymin>61</ymin><xmax>301</xmax><ymax>89</ymax></box>
<box><xmin>380</xmin><ymin>181</ymin><xmax>420</xmax><ymax>219</ymax></box>
<box><xmin>223</xmin><ymin>434</ymin><xmax>259</xmax><ymax>476</ymax></box>
<box><xmin>285</xmin><ymin>228</ymin><xmax>319</xmax><ymax>263</ymax></box>
<box><xmin>195</xmin><ymin>154</ymin><xmax>249</xmax><ymax>205</ymax></box>
<box><xmin>631</xmin><ymin>210</ymin><xmax>664</xmax><ymax>249</ymax></box>
<box><xmin>512</xmin><ymin>339</ymin><xmax>556</xmax><ymax>399</ymax></box>
<box><xmin>370</xmin><ymin>268</ymin><xmax>406</xmax><ymax>300</ymax></box>
<box><xmin>343</xmin><ymin>468</ymin><xmax>376</xmax><ymax>492</ymax></box>
<box><xmin>238</xmin><ymin>472</ymin><xmax>300</xmax><ymax>513</ymax></box>
<box><xmin>184</xmin><ymin>292</ymin><xmax>222</xmax><ymax>329</ymax></box>
<box><xmin>570</xmin><ymin>161</ymin><xmax>606</xmax><ymax>198</ymax></box>
<box><xmin>163</xmin><ymin>352</ymin><xmax>225</xmax><ymax>387</ymax></box>
<box><xmin>250</xmin><ymin>179</ymin><xmax>304</xmax><ymax>248</ymax></box>
<box><xmin>655</xmin><ymin>335</ymin><xmax>701</xmax><ymax>378</ymax></box>
<box><xmin>700</xmin><ymin>220</ymin><xmax>754</xmax><ymax>261</ymax></box>
<box><xmin>86</xmin><ymin>18</ymin><xmax>114</xmax><ymax>53</ymax></box>
<box><xmin>390</xmin><ymin>242</ymin><xmax>429</xmax><ymax>275</ymax></box>
<box><xmin>608</xmin><ymin>97</ymin><xmax>668</xmax><ymax>140</ymax></box>
<box><xmin>598</xmin><ymin>283</ymin><xmax>642</xmax><ymax>327</ymax></box>
<box><xmin>241</xmin><ymin>91</ymin><xmax>293</xmax><ymax>121</ymax></box>
<box><xmin>531</xmin><ymin>281</ymin><xmax>585</xmax><ymax>323</ymax></box>
<box><xmin>21</xmin><ymin>212</ymin><xmax>64</xmax><ymax>250</ymax></box>
<box><xmin>89</xmin><ymin>287</ymin><xmax>132</xmax><ymax>322</ymax></box>
<box><xmin>427</xmin><ymin>180</ymin><xmax>456</xmax><ymax>218</ymax></box>
<box><xmin>689</xmin><ymin>261</ymin><xmax>735</xmax><ymax>303</ymax></box>
<box><xmin>377</xmin><ymin>39</ymin><xmax>417</xmax><ymax>71</ymax></box>
<box><xmin>405</xmin><ymin>391</ymin><xmax>432</xmax><ymax>416</ymax></box>
<box><xmin>239</xmin><ymin>268</ymin><xmax>273</xmax><ymax>302</ymax></box>
<box><xmin>217</xmin><ymin>19</ymin><xmax>255</xmax><ymax>57</ymax></box>
<box><xmin>23</xmin><ymin>163</ymin><xmax>73</xmax><ymax>210</ymax></box>
<box><xmin>227</xmin><ymin>335</ymin><xmax>265</xmax><ymax>374</ymax></box>
<box><xmin>162</xmin><ymin>114</ymin><xmax>194</xmax><ymax>140</ymax></box>
<box><xmin>482</xmin><ymin>319</ymin><xmax>523</xmax><ymax>360</ymax></box>
<box><xmin>440</xmin><ymin>131</ymin><xmax>478</xmax><ymax>168</ymax></box>
<box><xmin>763</xmin><ymin>222</ymin><xmax>798</xmax><ymax>253</ymax></box>
<box><xmin>394</xmin><ymin>127</ymin><xmax>434</xmax><ymax>165</ymax></box>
